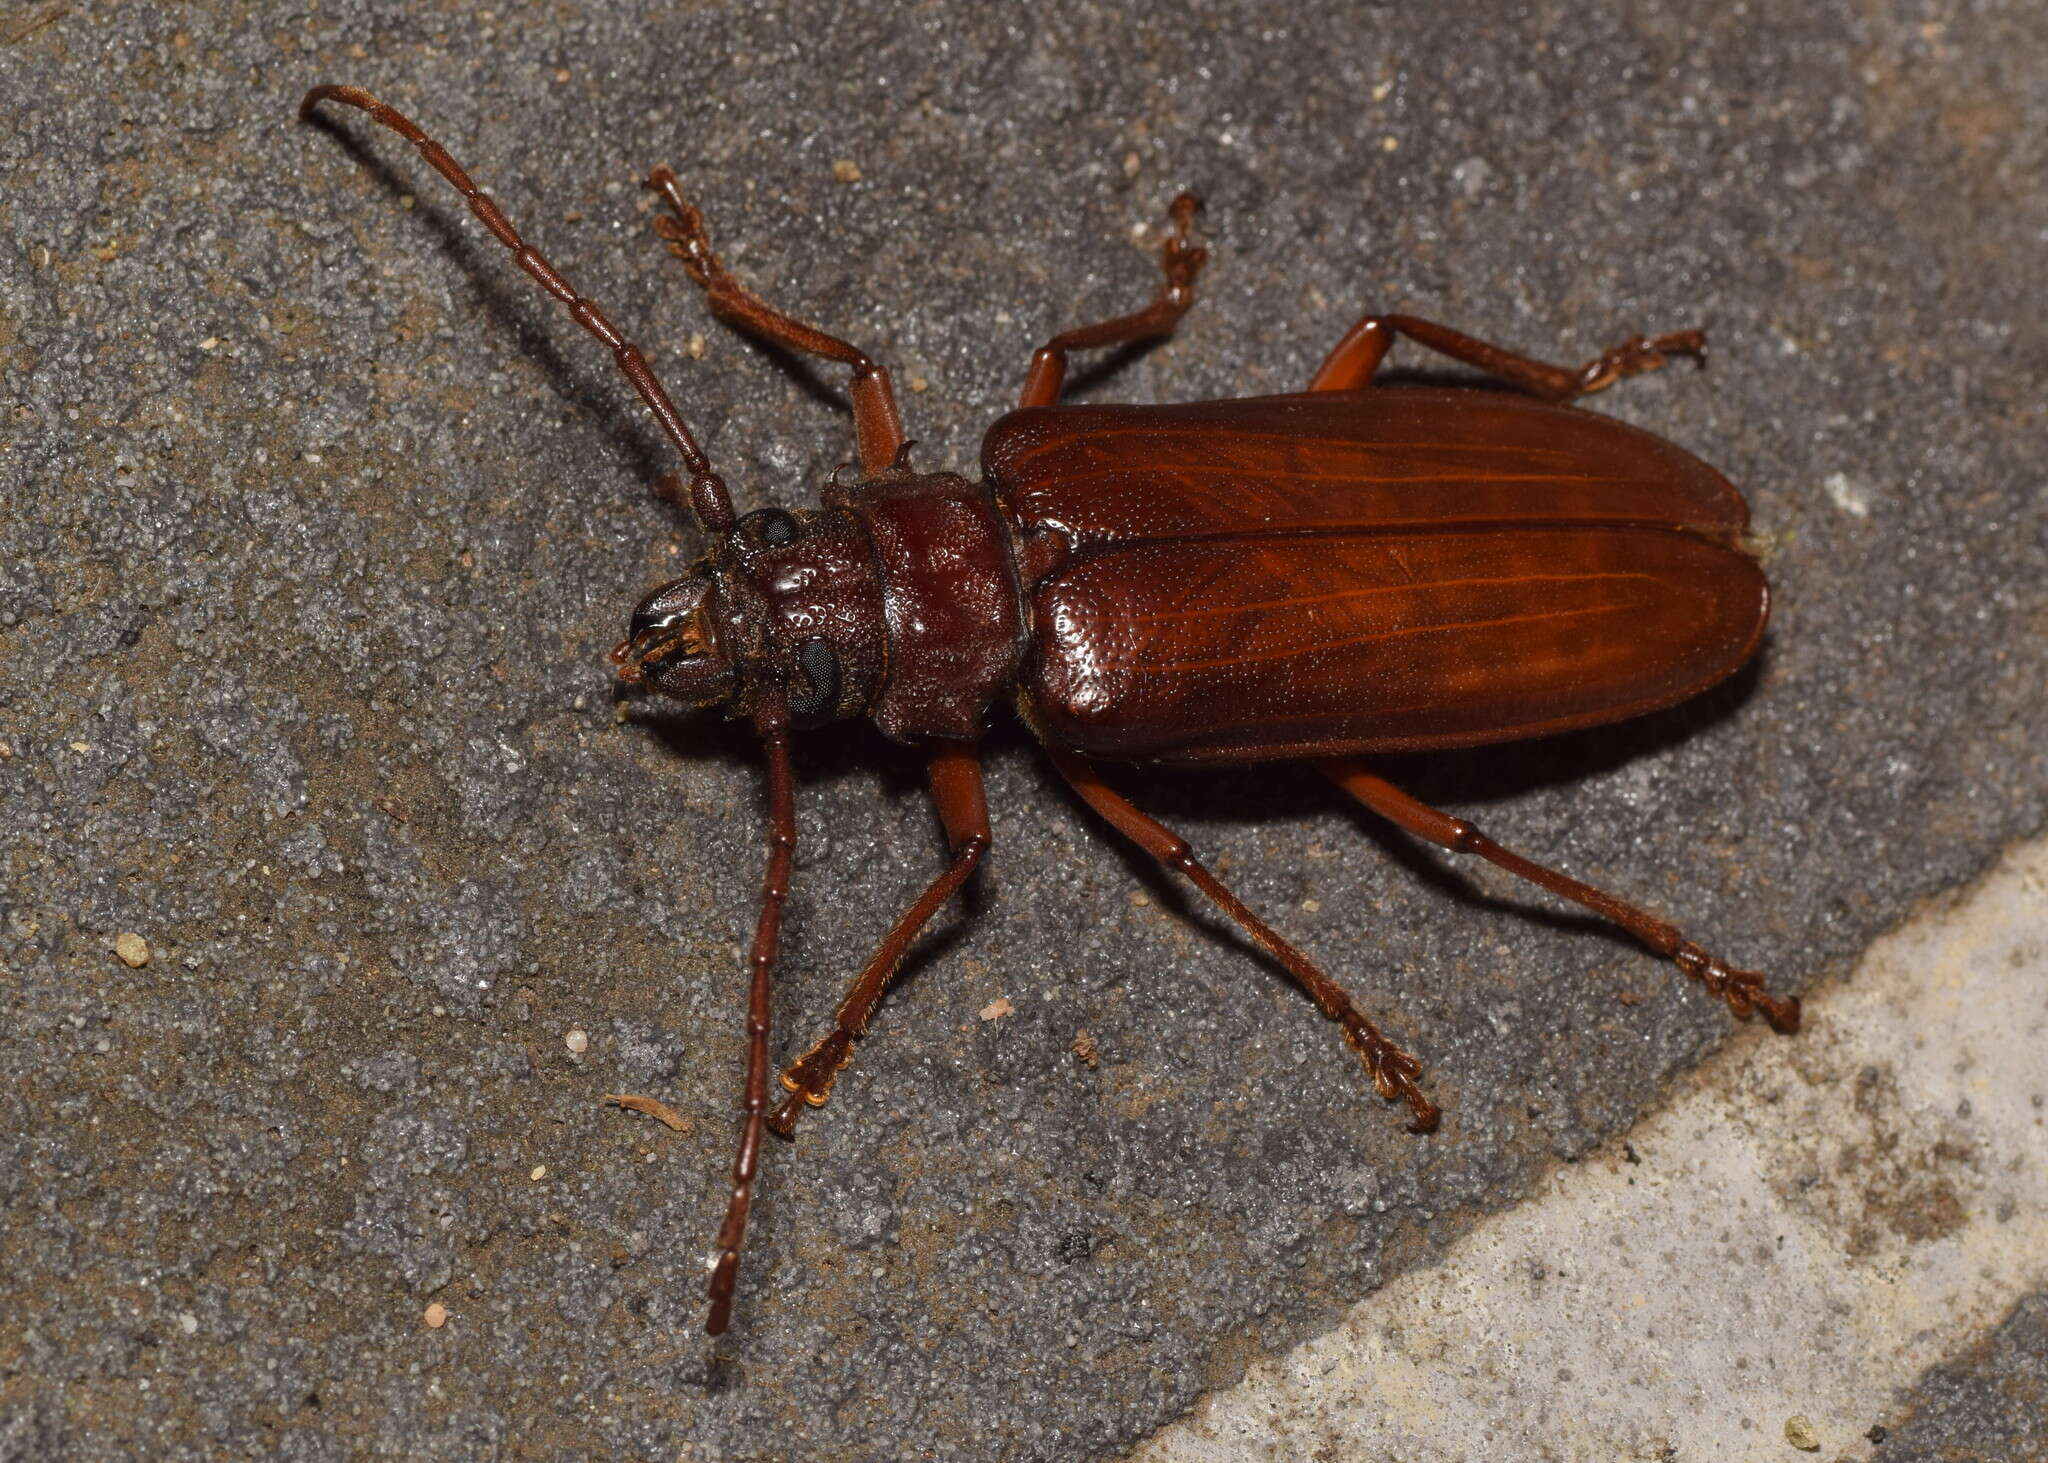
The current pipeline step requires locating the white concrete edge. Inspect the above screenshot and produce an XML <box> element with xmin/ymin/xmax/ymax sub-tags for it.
<box><xmin>1129</xmin><ymin>834</ymin><xmax>2048</xmax><ymax>1462</ymax></box>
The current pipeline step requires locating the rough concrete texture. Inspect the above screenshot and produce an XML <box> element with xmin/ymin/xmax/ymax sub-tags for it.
<box><xmin>2</xmin><ymin>2</ymin><xmax>2043</xmax><ymax>1460</ymax></box>
<box><xmin>1132</xmin><ymin>833</ymin><xmax>2048</xmax><ymax>1462</ymax></box>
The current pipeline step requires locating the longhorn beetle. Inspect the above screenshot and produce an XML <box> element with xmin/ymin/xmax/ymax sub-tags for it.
<box><xmin>300</xmin><ymin>85</ymin><xmax>1800</xmax><ymax>1335</ymax></box>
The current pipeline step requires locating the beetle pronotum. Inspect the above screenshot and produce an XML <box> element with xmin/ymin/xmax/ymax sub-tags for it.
<box><xmin>301</xmin><ymin>85</ymin><xmax>1799</xmax><ymax>1335</ymax></box>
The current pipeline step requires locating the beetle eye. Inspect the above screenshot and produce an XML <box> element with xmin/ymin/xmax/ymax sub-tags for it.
<box><xmin>738</xmin><ymin>507</ymin><xmax>800</xmax><ymax>547</ymax></box>
<box><xmin>788</xmin><ymin>636</ymin><xmax>841</xmax><ymax>726</ymax></box>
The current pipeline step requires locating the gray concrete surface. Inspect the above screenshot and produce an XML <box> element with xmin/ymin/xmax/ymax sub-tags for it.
<box><xmin>2</xmin><ymin>2</ymin><xmax>2043</xmax><ymax>1460</ymax></box>
<box><xmin>1884</xmin><ymin>1290</ymin><xmax>2048</xmax><ymax>1463</ymax></box>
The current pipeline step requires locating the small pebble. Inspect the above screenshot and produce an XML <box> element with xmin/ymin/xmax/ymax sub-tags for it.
<box><xmin>564</xmin><ymin>1028</ymin><xmax>588</xmax><ymax>1054</ymax></box>
<box><xmin>832</xmin><ymin>158</ymin><xmax>862</xmax><ymax>183</ymax></box>
<box><xmin>1784</xmin><ymin>1415</ymin><xmax>1820</xmax><ymax>1451</ymax></box>
<box><xmin>530</xmin><ymin>1165</ymin><xmax>547</xmax><ymax>1181</ymax></box>
<box><xmin>114</xmin><ymin>933</ymin><xmax>151</xmax><ymax>968</ymax></box>
<box><xmin>423</xmin><ymin>1302</ymin><xmax>448</xmax><ymax>1329</ymax></box>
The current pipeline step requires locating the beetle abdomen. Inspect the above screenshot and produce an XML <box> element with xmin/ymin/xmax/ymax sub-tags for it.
<box><xmin>989</xmin><ymin>387</ymin><xmax>1767</xmax><ymax>764</ymax></box>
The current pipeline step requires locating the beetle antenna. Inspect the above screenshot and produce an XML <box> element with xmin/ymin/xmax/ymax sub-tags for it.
<box><xmin>704</xmin><ymin>692</ymin><xmax>798</xmax><ymax>1334</ymax></box>
<box><xmin>298</xmin><ymin>84</ymin><xmax>739</xmax><ymax>535</ymax></box>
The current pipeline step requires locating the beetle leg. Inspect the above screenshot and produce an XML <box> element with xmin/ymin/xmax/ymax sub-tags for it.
<box><xmin>699</xmin><ymin>693</ymin><xmax>798</xmax><ymax>1336</ymax></box>
<box><xmin>1045</xmin><ymin>747</ymin><xmax>1439</xmax><ymax>1133</ymax></box>
<box><xmin>1017</xmin><ymin>193</ymin><xmax>1208</xmax><ymax>409</ymax></box>
<box><xmin>644</xmin><ymin>166</ymin><xmax>906</xmax><ymax>476</ymax></box>
<box><xmin>1308</xmin><ymin>313</ymin><xmax>1707</xmax><ymax>401</ymax></box>
<box><xmin>1317</xmin><ymin>758</ymin><xmax>1801</xmax><ymax>1034</ymax></box>
<box><xmin>766</xmin><ymin>741</ymin><xmax>991</xmax><ymax>1139</ymax></box>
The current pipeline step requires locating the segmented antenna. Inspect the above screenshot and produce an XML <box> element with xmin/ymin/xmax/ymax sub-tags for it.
<box><xmin>298</xmin><ymin>84</ymin><xmax>738</xmax><ymax>533</ymax></box>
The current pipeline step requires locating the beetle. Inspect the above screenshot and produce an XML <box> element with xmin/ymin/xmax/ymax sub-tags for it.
<box><xmin>300</xmin><ymin>85</ymin><xmax>1801</xmax><ymax>1335</ymax></box>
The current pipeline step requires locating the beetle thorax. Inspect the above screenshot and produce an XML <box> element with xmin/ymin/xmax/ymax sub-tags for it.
<box><xmin>620</xmin><ymin>470</ymin><xmax>1025</xmax><ymax>742</ymax></box>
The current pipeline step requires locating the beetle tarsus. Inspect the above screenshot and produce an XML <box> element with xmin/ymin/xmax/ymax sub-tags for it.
<box><xmin>1346</xmin><ymin>1024</ymin><xmax>1439</xmax><ymax>1133</ymax></box>
<box><xmin>1395</xmin><ymin>1076</ymin><xmax>1442</xmax><ymax>1135</ymax></box>
<box><xmin>646</xmin><ymin>166</ymin><xmax>720</xmax><ymax>289</ymax></box>
<box><xmin>764</xmin><ymin>1030</ymin><xmax>855</xmax><ymax>1139</ymax></box>
<box><xmin>1576</xmin><ymin>328</ymin><xmax>1709</xmax><ymax>396</ymax></box>
<box><xmin>764</xmin><ymin>1093</ymin><xmax>804</xmax><ymax>1141</ymax></box>
<box><xmin>1674</xmin><ymin>942</ymin><xmax>1801</xmax><ymax>1035</ymax></box>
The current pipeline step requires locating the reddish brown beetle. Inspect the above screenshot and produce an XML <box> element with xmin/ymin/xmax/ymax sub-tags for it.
<box><xmin>301</xmin><ymin>85</ymin><xmax>1800</xmax><ymax>1335</ymax></box>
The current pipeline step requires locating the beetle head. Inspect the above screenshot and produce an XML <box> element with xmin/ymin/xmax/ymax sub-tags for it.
<box><xmin>611</xmin><ymin>570</ymin><xmax>737</xmax><ymax>708</ymax></box>
<box><xmin>613</xmin><ymin>505</ymin><xmax>887</xmax><ymax>726</ymax></box>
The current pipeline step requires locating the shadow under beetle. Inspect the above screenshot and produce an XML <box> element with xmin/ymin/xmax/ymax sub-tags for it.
<box><xmin>300</xmin><ymin>85</ymin><xmax>1801</xmax><ymax>1335</ymax></box>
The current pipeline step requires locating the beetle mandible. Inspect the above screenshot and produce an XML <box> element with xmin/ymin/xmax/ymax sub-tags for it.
<box><xmin>300</xmin><ymin>85</ymin><xmax>1801</xmax><ymax>1335</ymax></box>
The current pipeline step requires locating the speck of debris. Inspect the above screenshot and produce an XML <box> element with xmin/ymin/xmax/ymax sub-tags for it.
<box><xmin>1301</xmin><ymin>898</ymin><xmax>1321</xmax><ymax>913</ymax></box>
<box><xmin>1784</xmin><ymin>1414</ymin><xmax>1820</xmax><ymax>1451</ymax></box>
<box><xmin>1866</xmin><ymin>1424</ymin><xmax>1888</xmax><ymax>1444</ymax></box>
<box><xmin>1824</xmin><ymin>470</ymin><xmax>1872</xmax><ymax>518</ymax></box>
<box><xmin>605</xmin><ymin>1092</ymin><xmax>689</xmax><ymax>1131</ymax></box>
<box><xmin>1617</xmin><ymin>988</ymin><xmax>1643</xmax><ymax>1006</ymax></box>
<box><xmin>688</xmin><ymin>333</ymin><xmax>706</xmax><ymax>359</ymax></box>
<box><xmin>530</xmin><ymin>1165</ymin><xmax>547</xmax><ymax>1181</ymax></box>
<box><xmin>832</xmin><ymin>159</ymin><xmax>862</xmax><ymax>183</ymax></box>
<box><xmin>553</xmin><ymin>68</ymin><xmax>570</xmax><ymax>83</ymax></box>
<box><xmin>564</xmin><ymin>1028</ymin><xmax>589</xmax><ymax>1054</ymax></box>
<box><xmin>1623</xmin><ymin>1142</ymin><xmax>1641</xmax><ymax>1165</ymax></box>
<box><xmin>423</xmin><ymin>1302</ymin><xmax>448</xmax><ymax>1329</ymax></box>
<box><xmin>1381</xmin><ymin>135</ymin><xmax>1400</xmax><ymax>152</ymax></box>
<box><xmin>910</xmin><ymin>376</ymin><xmax>930</xmax><ymax>393</ymax></box>
<box><xmin>1073</xmin><ymin>1031</ymin><xmax>1099</xmax><ymax>1068</ymax></box>
<box><xmin>114</xmin><ymin>933</ymin><xmax>151</xmax><ymax>968</ymax></box>
<box><xmin>979</xmin><ymin>996</ymin><xmax>1013</xmax><ymax>1022</ymax></box>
